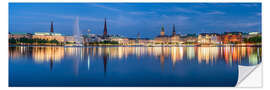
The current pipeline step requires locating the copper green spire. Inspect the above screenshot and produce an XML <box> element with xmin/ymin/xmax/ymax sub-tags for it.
<box><xmin>160</xmin><ymin>25</ymin><xmax>165</xmax><ymax>36</ymax></box>
<box><xmin>161</xmin><ymin>25</ymin><xmax>165</xmax><ymax>32</ymax></box>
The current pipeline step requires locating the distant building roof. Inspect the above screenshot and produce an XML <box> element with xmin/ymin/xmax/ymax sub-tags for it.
<box><xmin>34</xmin><ymin>32</ymin><xmax>62</xmax><ymax>36</ymax></box>
<box><xmin>249</xmin><ymin>32</ymin><xmax>260</xmax><ymax>35</ymax></box>
<box><xmin>108</xmin><ymin>35</ymin><xmax>128</xmax><ymax>39</ymax></box>
<box><xmin>181</xmin><ymin>34</ymin><xmax>197</xmax><ymax>38</ymax></box>
<box><xmin>199</xmin><ymin>33</ymin><xmax>220</xmax><ymax>36</ymax></box>
<box><xmin>128</xmin><ymin>38</ymin><xmax>150</xmax><ymax>40</ymax></box>
<box><xmin>224</xmin><ymin>32</ymin><xmax>242</xmax><ymax>35</ymax></box>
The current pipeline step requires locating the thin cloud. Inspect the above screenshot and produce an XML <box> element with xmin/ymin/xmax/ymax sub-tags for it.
<box><xmin>128</xmin><ymin>11</ymin><xmax>155</xmax><ymax>15</ymax></box>
<box><xmin>191</xmin><ymin>3</ymin><xmax>209</xmax><ymax>8</ymax></box>
<box><xmin>227</xmin><ymin>22</ymin><xmax>261</xmax><ymax>28</ymax></box>
<box><xmin>240</xmin><ymin>3</ymin><xmax>260</xmax><ymax>7</ymax></box>
<box><xmin>51</xmin><ymin>15</ymin><xmax>75</xmax><ymax>19</ymax></box>
<box><xmin>112</xmin><ymin>15</ymin><xmax>138</xmax><ymax>27</ymax></box>
<box><xmin>128</xmin><ymin>11</ymin><xmax>145</xmax><ymax>15</ymax></box>
<box><xmin>80</xmin><ymin>17</ymin><xmax>104</xmax><ymax>22</ymax></box>
<box><xmin>92</xmin><ymin>4</ymin><xmax>121</xmax><ymax>12</ymax></box>
<box><xmin>176</xmin><ymin>15</ymin><xmax>190</xmax><ymax>21</ymax></box>
<box><xmin>174</xmin><ymin>7</ymin><xmax>201</xmax><ymax>14</ymax></box>
<box><xmin>156</xmin><ymin>15</ymin><xmax>190</xmax><ymax>26</ymax></box>
<box><xmin>34</xmin><ymin>13</ymin><xmax>104</xmax><ymax>22</ymax></box>
<box><xmin>11</xmin><ymin>22</ymin><xmax>49</xmax><ymax>25</ymax></box>
<box><xmin>206</xmin><ymin>11</ymin><xmax>225</xmax><ymax>15</ymax></box>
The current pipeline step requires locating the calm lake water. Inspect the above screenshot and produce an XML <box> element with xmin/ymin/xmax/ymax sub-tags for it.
<box><xmin>9</xmin><ymin>46</ymin><xmax>262</xmax><ymax>87</ymax></box>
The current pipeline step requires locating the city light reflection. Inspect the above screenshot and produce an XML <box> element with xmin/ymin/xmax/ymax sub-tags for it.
<box><xmin>9</xmin><ymin>46</ymin><xmax>261</xmax><ymax>66</ymax></box>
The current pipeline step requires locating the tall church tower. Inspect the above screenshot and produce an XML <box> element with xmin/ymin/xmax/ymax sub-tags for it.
<box><xmin>103</xmin><ymin>18</ymin><xmax>107</xmax><ymax>36</ymax></box>
<box><xmin>50</xmin><ymin>21</ymin><xmax>54</xmax><ymax>33</ymax></box>
<box><xmin>160</xmin><ymin>25</ymin><xmax>165</xmax><ymax>36</ymax></box>
<box><xmin>172</xmin><ymin>24</ymin><xmax>176</xmax><ymax>36</ymax></box>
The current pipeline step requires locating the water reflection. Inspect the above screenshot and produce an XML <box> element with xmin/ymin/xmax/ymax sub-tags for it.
<box><xmin>9</xmin><ymin>46</ymin><xmax>261</xmax><ymax>86</ymax></box>
<box><xmin>32</xmin><ymin>47</ymin><xmax>64</xmax><ymax>63</ymax></box>
<box><xmin>9</xmin><ymin>46</ymin><xmax>262</xmax><ymax>66</ymax></box>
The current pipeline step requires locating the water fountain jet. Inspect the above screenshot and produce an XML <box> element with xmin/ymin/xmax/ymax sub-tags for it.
<box><xmin>73</xmin><ymin>16</ymin><xmax>83</xmax><ymax>46</ymax></box>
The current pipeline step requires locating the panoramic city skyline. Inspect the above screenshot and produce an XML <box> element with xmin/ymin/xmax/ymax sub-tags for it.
<box><xmin>9</xmin><ymin>3</ymin><xmax>261</xmax><ymax>38</ymax></box>
<box><xmin>8</xmin><ymin>3</ymin><xmax>262</xmax><ymax>87</ymax></box>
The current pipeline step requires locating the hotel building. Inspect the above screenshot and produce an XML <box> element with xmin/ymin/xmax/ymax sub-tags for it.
<box><xmin>198</xmin><ymin>33</ymin><xmax>221</xmax><ymax>44</ymax></box>
<box><xmin>222</xmin><ymin>32</ymin><xmax>242</xmax><ymax>44</ymax></box>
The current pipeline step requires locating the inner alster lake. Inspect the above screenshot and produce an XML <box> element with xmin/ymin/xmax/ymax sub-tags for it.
<box><xmin>9</xmin><ymin>46</ymin><xmax>262</xmax><ymax>86</ymax></box>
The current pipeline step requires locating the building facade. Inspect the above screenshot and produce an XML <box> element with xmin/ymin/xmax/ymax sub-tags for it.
<box><xmin>198</xmin><ymin>33</ymin><xmax>221</xmax><ymax>44</ymax></box>
<box><xmin>181</xmin><ymin>34</ymin><xmax>197</xmax><ymax>44</ymax></box>
<box><xmin>154</xmin><ymin>25</ymin><xmax>181</xmax><ymax>44</ymax></box>
<box><xmin>32</xmin><ymin>34</ymin><xmax>65</xmax><ymax>43</ymax></box>
<box><xmin>9</xmin><ymin>33</ymin><xmax>32</xmax><ymax>39</ymax></box>
<box><xmin>222</xmin><ymin>32</ymin><xmax>242</xmax><ymax>44</ymax></box>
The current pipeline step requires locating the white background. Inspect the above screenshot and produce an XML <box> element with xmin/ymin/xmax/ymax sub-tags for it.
<box><xmin>1</xmin><ymin>0</ymin><xmax>269</xmax><ymax>89</ymax></box>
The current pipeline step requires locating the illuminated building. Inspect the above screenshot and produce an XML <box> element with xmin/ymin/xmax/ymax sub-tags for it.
<box><xmin>154</xmin><ymin>24</ymin><xmax>181</xmax><ymax>44</ymax></box>
<box><xmin>31</xmin><ymin>21</ymin><xmax>66</xmax><ymax>43</ymax></box>
<box><xmin>170</xmin><ymin>24</ymin><xmax>181</xmax><ymax>43</ymax></box>
<box><xmin>9</xmin><ymin>32</ymin><xmax>32</xmax><ymax>39</ymax></box>
<box><xmin>181</xmin><ymin>34</ymin><xmax>197</xmax><ymax>44</ymax></box>
<box><xmin>242</xmin><ymin>32</ymin><xmax>261</xmax><ymax>44</ymax></box>
<box><xmin>198</xmin><ymin>33</ymin><xmax>211</xmax><ymax>44</ymax></box>
<box><xmin>32</xmin><ymin>34</ymin><xmax>65</xmax><ymax>42</ymax></box>
<box><xmin>34</xmin><ymin>32</ymin><xmax>62</xmax><ymax>36</ymax></box>
<box><xmin>127</xmin><ymin>38</ymin><xmax>136</xmax><ymax>45</ymax></box>
<box><xmin>222</xmin><ymin>32</ymin><xmax>242</xmax><ymax>44</ymax></box>
<box><xmin>32</xmin><ymin>32</ymin><xmax>65</xmax><ymax>43</ymax></box>
<box><xmin>82</xmin><ymin>29</ymin><xmax>103</xmax><ymax>44</ymax></box>
<box><xmin>154</xmin><ymin>25</ymin><xmax>169</xmax><ymax>44</ymax></box>
<box><xmin>109</xmin><ymin>35</ymin><xmax>129</xmax><ymax>45</ymax></box>
<box><xmin>64</xmin><ymin>36</ymin><xmax>76</xmax><ymax>43</ymax></box>
<box><xmin>83</xmin><ymin>34</ymin><xmax>102</xmax><ymax>44</ymax></box>
<box><xmin>34</xmin><ymin>21</ymin><xmax>61</xmax><ymax>36</ymax></box>
<box><xmin>137</xmin><ymin>38</ymin><xmax>151</xmax><ymax>45</ymax></box>
<box><xmin>160</xmin><ymin>25</ymin><xmax>165</xmax><ymax>36</ymax></box>
<box><xmin>210</xmin><ymin>33</ymin><xmax>221</xmax><ymax>44</ymax></box>
<box><xmin>248</xmin><ymin>32</ymin><xmax>261</xmax><ymax>38</ymax></box>
<box><xmin>198</xmin><ymin>33</ymin><xmax>221</xmax><ymax>44</ymax></box>
<box><xmin>127</xmin><ymin>38</ymin><xmax>151</xmax><ymax>45</ymax></box>
<box><xmin>249</xmin><ymin>32</ymin><xmax>260</xmax><ymax>36</ymax></box>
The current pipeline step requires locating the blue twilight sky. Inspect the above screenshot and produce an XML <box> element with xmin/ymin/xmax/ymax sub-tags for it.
<box><xmin>9</xmin><ymin>3</ymin><xmax>261</xmax><ymax>38</ymax></box>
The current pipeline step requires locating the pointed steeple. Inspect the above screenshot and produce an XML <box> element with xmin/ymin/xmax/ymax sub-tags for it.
<box><xmin>172</xmin><ymin>24</ymin><xmax>176</xmax><ymax>36</ymax></box>
<box><xmin>160</xmin><ymin>25</ymin><xmax>165</xmax><ymax>36</ymax></box>
<box><xmin>50</xmin><ymin>21</ymin><xmax>54</xmax><ymax>33</ymax></box>
<box><xmin>103</xmin><ymin>18</ymin><xmax>107</xmax><ymax>36</ymax></box>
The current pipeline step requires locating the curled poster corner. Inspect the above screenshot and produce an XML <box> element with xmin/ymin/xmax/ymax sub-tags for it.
<box><xmin>236</xmin><ymin>64</ymin><xmax>262</xmax><ymax>87</ymax></box>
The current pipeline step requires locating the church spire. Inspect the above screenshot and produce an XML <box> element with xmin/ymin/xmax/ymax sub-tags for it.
<box><xmin>103</xmin><ymin>18</ymin><xmax>107</xmax><ymax>36</ymax></box>
<box><xmin>172</xmin><ymin>24</ymin><xmax>176</xmax><ymax>36</ymax></box>
<box><xmin>160</xmin><ymin>25</ymin><xmax>165</xmax><ymax>36</ymax></box>
<box><xmin>50</xmin><ymin>21</ymin><xmax>54</xmax><ymax>33</ymax></box>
